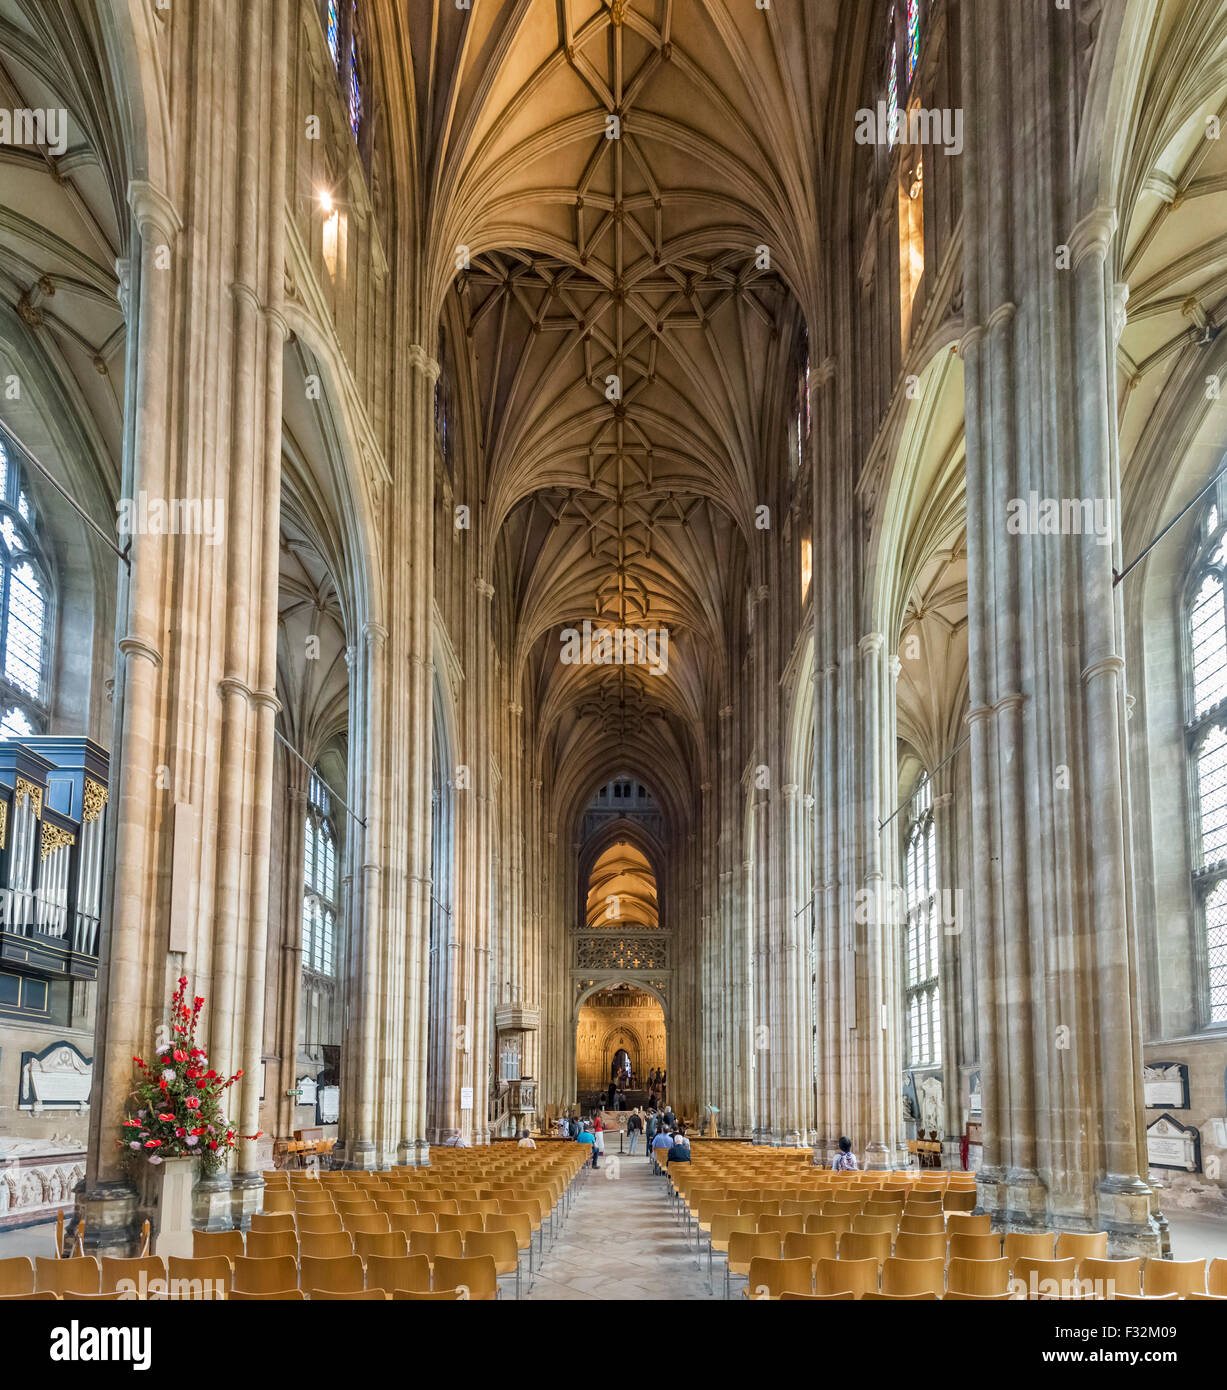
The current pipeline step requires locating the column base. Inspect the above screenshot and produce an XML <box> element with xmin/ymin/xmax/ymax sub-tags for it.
<box><xmin>781</xmin><ymin>1129</ymin><xmax>802</xmax><ymax>1148</ymax></box>
<box><xmin>863</xmin><ymin>1142</ymin><xmax>891</xmax><ymax>1172</ymax></box>
<box><xmin>941</xmin><ymin>1137</ymin><xmax>964</xmax><ymax>1170</ymax></box>
<box><xmin>1097</xmin><ymin>1177</ymin><xmax>1162</xmax><ymax>1258</ymax></box>
<box><xmin>227</xmin><ymin>1169</ymin><xmax>265</xmax><ymax>1230</ymax></box>
<box><xmin>193</xmin><ymin>1173</ymin><xmax>237</xmax><ymax>1232</ymax></box>
<box><xmin>73</xmin><ymin>1178</ymin><xmax>141</xmax><ymax>1258</ymax></box>
<box><xmin>415</xmin><ymin>1138</ymin><xmax>431</xmax><ymax>1168</ymax></box>
<box><xmin>345</xmin><ymin>1139</ymin><xmax>376</xmax><ymax>1171</ymax></box>
<box><xmin>751</xmin><ymin>1126</ymin><xmax>772</xmax><ymax>1146</ymax></box>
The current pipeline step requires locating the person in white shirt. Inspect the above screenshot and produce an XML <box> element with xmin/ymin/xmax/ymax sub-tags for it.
<box><xmin>831</xmin><ymin>1135</ymin><xmax>858</xmax><ymax>1171</ymax></box>
<box><xmin>517</xmin><ymin>1130</ymin><xmax>536</xmax><ymax>1149</ymax></box>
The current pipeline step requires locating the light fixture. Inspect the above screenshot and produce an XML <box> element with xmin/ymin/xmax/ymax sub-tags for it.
<box><xmin>318</xmin><ymin>189</ymin><xmax>334</xmax><ymax>214</ymax></box>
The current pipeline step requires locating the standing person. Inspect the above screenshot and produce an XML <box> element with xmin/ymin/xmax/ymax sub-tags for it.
<box><xmin>606</xmin><ymin>1078</ymin><xmax>617</xmax><ymax>1110</ymax></box>
<box><xmin>627</xmin><ymin>1107</ymin><xmax>643</xmax><ymax>1154</ymax></box>
<box><xmin>659</xmin><ymin>1070</ymin><xmax>667</xmax><ymax>1105</ymax></box>
<box><xmin>592</xmin><ymin>1113</ymin><xmax>605</xmax><ymax>1169</ymax></box>
<box><xmin>831</xmin><ymin>1136</ymin><xmax>859</xmax><ymax>1172</ymax></box>
<box><xmin>645</xmin><ymin>1108</ymin><xmax>658</xmax><ymax>1159</ymax></box>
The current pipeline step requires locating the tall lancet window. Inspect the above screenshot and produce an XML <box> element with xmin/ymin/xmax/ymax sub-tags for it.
<box><xmin>906</xmin><ymin>0</ymin><xmax>922</xmax><ymax>84</ymax></box>
<box><xmin>325</xmin><ymin>0</ymin><xmax>340</xmax><ymax>65</ymax></box>
<box><xmin>904</xmin><ymin>773</ymin><xmax>940</xmax><ymax>1066</ymax></box>
<box><xmin>302</xmin><ymin>770</ymin><xmax>339</xmax><ymax>1017</ymax></box>
<box><xmin>319</xmin><ymin>1</ymin><xmax>362</xmax><ymax>142</ymax></box>
<box><xmin>0</xmin><ymin>439</ymin><xmax>51</xmax><ymax>736</ymax></box>
<box><xmin>886</xmin><ymin>8</ymin><xmax>900</xmax><ymax>149</ymax></box>
<box><xmin>1184</xmin><ymin>500</ymin><xmax>1227</xmax><ymax>1024</ymax></box>
<box><xmin>347</xmin><ymin>3</ymin><xmax>363</xmax><ymax>139</ymax></box>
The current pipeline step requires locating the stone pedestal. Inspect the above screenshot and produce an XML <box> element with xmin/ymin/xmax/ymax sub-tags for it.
<box><xmin>74</xmin><ymin>1179</ymin><xmax>140</xmax><ymax>1258</ymax></box>
<box><xmin>1097</xmin><ymin>1178</ymin><xmax>1162</xmax><ymax>1258</ymax></box>
<box><xmin>864</xmin><ymin>1141</ymin><xmax>891</xmax><ymax>1172</ymax></box>
<box><xmin>146</xmin><ymin>1157</ymin><xmax>198</xmax><ymax>1259</ymax></box>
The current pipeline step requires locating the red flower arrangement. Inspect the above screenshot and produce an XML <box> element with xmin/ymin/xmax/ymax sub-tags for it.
<box><xmin>118</xmin><ymin>977</ymin><xmax>261</xmax><ymax>1178</ymax></box>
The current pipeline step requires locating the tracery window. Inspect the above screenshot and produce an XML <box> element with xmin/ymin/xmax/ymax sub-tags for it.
<box><xmin>904</xmin><ymin>773</ymin><xmax>940</xmax><ymax>1066</ymax></box>
<box><xmin>320</xmin><ymin>0</ymin><xmax>362</xmax><ymax>142</ymax></box>
<box><xmin>886</xmin><ymin>7</ymin><xmax>900</xmax><ymax>149</ymax></box>
<box><xmin>302</xmin><ymin>771</ymin><xmax>339</xmax><ymax>980</ymax></box>
<box><xmin>906</xmin><ymin>0</ymin><xmax>922</xmax><ymax>84</ymax></box>
<box><xmin>0</xmin><ymin>439</ymin><xmax>51</xmax><ymax>735</ymax></box>
<box><xmin>1184</xmin><ymin>500</ymin><xmax>1227</xmax><ymax>1024</ymax></box>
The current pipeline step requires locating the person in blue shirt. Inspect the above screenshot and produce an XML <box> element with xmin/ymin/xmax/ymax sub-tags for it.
<box><xmin>575</xmin><ymin>1122</ymin><xmax>597</xmax><ymax>1167</ymax></box>
<box><xmin>650</xmin><ymin>1123</ymin><xmax>673</xmax><ymax>1173</ymax></box>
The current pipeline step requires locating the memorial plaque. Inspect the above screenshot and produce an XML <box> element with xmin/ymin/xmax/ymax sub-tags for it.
<box><xmin>296</xmin><ymin>1076</ymin><xmax>318</xmax><ymax>1107</ymax></box>
<box><xmin>19</xmin><ymin>1041</ymin><xmax>93</xmax><ymax>1112</ymax></box>
<box><xmin>317</xmin><ymin>1085</ymin><xmax>339</xmax><ymax>1125</ymax></box>
<box><xmin>1143</xmin><ymin>1061</ymin><xmax>1189</xmax><ymax>1110</ymax></box>
<box><xmin>1146</xmin><ymin>1113</ymin><xmax>1200</xmax><ymax>1172</ymax></box>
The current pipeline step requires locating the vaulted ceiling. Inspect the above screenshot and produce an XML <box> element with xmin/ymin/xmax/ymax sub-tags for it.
<box><xmin>397</xmin><ymin>0</ymin><xmax>841</xmax><ymax>810</ymax></box>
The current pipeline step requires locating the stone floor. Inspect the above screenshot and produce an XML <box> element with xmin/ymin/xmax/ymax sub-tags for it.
<box><xmin>524</xmin><ymin>1147</ymin><xmax>717</xmax><ymax>1301</ymax></box>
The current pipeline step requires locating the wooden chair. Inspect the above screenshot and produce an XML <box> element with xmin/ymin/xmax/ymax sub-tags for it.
<box><xmin>1078</xmin><ymin>1257</ymin><xmax>1141</xmax><ymax>1299</ymax></box>
<box><xmin>230</xmin><ymin>1288</ymin><xmax>305</xmax><ymax>1300</ymax></box>
<box><xmin>1116</xmin><ymin>1292</ymin><xmax>1180</xmax><ymax>1301</ymax></box>
<box><xmin>250</xmin><ymin>1213</ymin><xmax>296</xmax><ymax>1233</ymax></box>
<box><xmin>232</xmin><ymin>1255</ymin><xmax>298</xmax><ymax>1295</ymax></box>
<box><xmin>945</xmin><ymin>1212</ymin><xmax>992</xmax><ymax>1237</ymax></box>
<box><xmin>893</xmin><ymin>1231</ymin><xmax>944</xmax><ymax>1261</ymax></box>
<box><xmin>1143</xmin><ymin>1258</ymin><xmax>1205</xmax><ymax>1299</ymax></box>
<box><xmin>813</xmin><ymin>1256</ymin><xmax>879</xmax><ymax>1299</ymax></box>
<box><xmin>312</xmin><ymin>1288</ymin><xmax>388</xmax><ymax>1300</ymax></box>
<box><xmin>779</xmin><ymin>1290</ymin><xmax>855</xmax><ymax>1300</ymax></box>
<box><xmin>35</xmin><ymin>1257</ymin><xmax>100</xmax><ymax>1297</ymax></box>
<box><xmin>882</xmin><ymin>1256</ymin><xmax>945</xmax><ymax>1297</ymax></box>
<box><xmin>436</xmin><ymin>1214</ymin><xmax>485</xmax><ymax>1237</ymax></box>
<box><xmin>1188</xmin><ymin>1291</ymin><xmax>1227</xmax><ymax>1301</ymax></box>
<box><xmin>367</xmin><ymin>1254</ymin><xmax>431</xmax><ymax>1294</ymax></box>
<box><xmin>408</xmin><ymin>1230</ymin><xmax>464</xmax><ymax>1269</ymax></box>
<box><xmin>484</xmin><ymin>1214</ymin><xmax>534</xmax><ymax>1275</ymax></box>
<box><xmin>342</xmin><ymin>1212</ymin><xmax>391</xmax><ymax>1237</ymax></box>
<box><xmin>1011</xmin><ymin>1256</ymin><xmax>1078</xmax><ymax>1299</ymax></box>
<box><xmin>947</xmin><ymin>1256</ymin><xmax>1010</xmax><ymax>1296</ymax></box>
<box><xmin>389</xmin><ymin>1213</ymin><xmax>438</xmax><ymax>1237</ymax></box>
<box><xmin>354</xmin><ymin>1231</ymin><xmax>409</xmax><ymax>1262</ymax></box>
<box><xmin>949</xmin><ymin>1232</ymin><xmax>1002</xmax><ymax>1262</ymax></box>
<box><xmin>806</xmin><ymin>1212</ymin><xmax>853</xmax><ymax>1237</ymax></box>
<box><xmin>416</xmin><ymin>1198</ymin><xmax>460</xmax><ymax>1216</ymax></box>
<box><xmin>1003</xmin><ymin>1231</ymin><xmax>1056</xmax><ymax>1263</ymax></box>
<box><xmin>742</xmin><ymin>1256</ymin><xmax>813</xmax><ymax>1300</ymax></box>
<box><xmin>300</xmin><ymin>1254</ymin><xmax>365</xmax><ymax>1296</ymax></box>
<box><xmin>167</xmin><ymin>1255</ymin><xmax>231</xmax><ymax>1298</ymax></box>
<box><xmin>299</xmin><ymin>1231</ymin><xmax>353</xmax><ymax>1260</ymax></box>
<box><xmin>851</xmin><ymin>1214</ymin><xmax>897</xmax><ymax>1237</ymax></box>
<box><xmin>1209</xmin><ymin>1259</ymin><xmax>1227</xmax><ymax>1297</ymax></box>
<box><xmin>262</xmin><ymin>1190</ymin><xmax>294</xmax><ymax>1214</ymax></box>
<box><xmin>464</xmin><ymin>1230</ymin><xmax>522</xmax><ymax>1298</ymax></box>
<box><xmin>296</xmin><ymin>1213</ymin><xmax>344</xmax><ymax>1235</ymax></box>
<box><xmin>865</xmin><ymin>1290</ymin><xmax>939</xmax><ymax>1300</ymax></box>
<box><xmin>782</xmin><ymin>1231</ymin><xmax>838</xmax><ymax>1268</ymax></box>
<box><xmin>432</xmin><ymin>1254</ymin><xmax>499</xmax><ymax>1301</ymax></box>
<box><xmin>0</xmin><ymin>1291</ymin><xmax>58</xmax><ymax>1300</ymax></box>
<box><xmin>192</xmin><ymin>1229</ymin><xmax>244</xmax><ymax>1263</ymax></box>
<box><xmin>1055</xmin><ymin>1231</ymin><xmax>1108</xmax><ymax>1262</ymax></box>
<box><xmin>61</xmin><ymin>1291</ymin><xmax>123</xmax><ymax>1300</ymax></box>
<box><xmin>755</xmin><ymin>1214</ymin><xmax>805</xmax><ymax>1237</ymax></box>
<box><xmin>944</xmin><ymin>1290</ymin><xmax>1013</xmax><ymax>1300</ymax></box>
<box><xmin>392</xmin><ymin>1288</ymin><xmax>463</xmax><ymax>1300</ymax></box>
<box><xmin>724</xmin><ymin>1231</ymin><xmax>782</xmax><ymax>1299</ymax></box>
<box><xmin>943</xmin><ymin>1189</ymin><xmax>977</xmax><ymax>1212</ymax></box>
<box><xmin>100</xmin><ymin>1256</ymin><xmax>167</xmax><ymax>1297</ymax></box>
<box><xmin>838</xmin><ymin>1231</ymin><xmax>891</xmax><ymax>1265</ymax></box>
<box><xmin>245</xmin><ymin>1230</ymin><xmax>298</xmax><ymax>1261</ymax></box>
<box><xmin>0</xmin><ymin>1258</ymin><xmax>34</xmax><ymax>1296</ymax></box>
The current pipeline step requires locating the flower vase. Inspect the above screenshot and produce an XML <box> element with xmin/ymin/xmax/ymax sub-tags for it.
<box><xmin>146</xmin><ymin>1155</ymin><xmax>198</xmax><ymax>1259</ymax></box>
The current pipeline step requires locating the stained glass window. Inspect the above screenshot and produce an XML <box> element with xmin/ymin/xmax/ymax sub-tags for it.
<box><xmin>1185</xmin><ymin>499</ymin><xmax>1227</xmax><ymax>1023</ymax></box>
<box><xmin>907</xmin><ymin>0</ymin><xmax>921</xmax><ymax>84</ymax></box>
<box><xmin>904</xmin><ymin>774</ymin><xmax>940</xmax><ymax>1066</ymax></box>
<box><xmin>886</xmin><ymin>10</ymin><xmax>900</xmax><ymax>149</ymax></box>
<box><xmin>348</xmin><ymin>4</ymin><xmax>362</xmax><ymax>139</ymax></box>
<box><xmin>0</xmin><ymin>439</ymin><xmax>50</xmax><ymax>734</ymax></box>
<box><xmin>302</xmin><ymin>771</ymin><xmax>339</xmax><ymax>978</ymax></box>
<box><xmin>326</xmin><ymin>0</ymin><xmax>340</xmax><ymax>66</ymax></box>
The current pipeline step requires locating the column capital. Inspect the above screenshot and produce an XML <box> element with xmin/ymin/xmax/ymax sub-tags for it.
<box><xmin>1068</xmin><ymin>205</ymin><xmax>1118</xmax><ymax>270</ymax></box>
<box><xmin>407</xmin><ymin>343</ymin><xmax>441</xmax><ymax>382</ymax></box>
<box><xmin>858</xmin><ymin>632</ymin><xmax>885</xmax><ymax>656</ymax></box>
<box><xmin>118</xmin><ymin>635</ymin><xmax>163</xmax><ymax>669</ymax></box>
<box><xmin>127</xmin><ymin>179</ymin><xmax>182</xmax><ymax>242</ymax></box>
<box><xmin>475</xmin><ymin>578</ymin><xmax>495</xmax><ymax>600</ymax></box>
<box><xmin>364</xmin><ymin>621</ymin><xmax>388</xmax><ymax>648</ymax></box>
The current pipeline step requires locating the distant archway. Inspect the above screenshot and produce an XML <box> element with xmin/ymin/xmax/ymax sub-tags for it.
<box><xmin>575</xmin><ymin>984</ymin><xmax>666</xmax><ymax>1103</ymax></box>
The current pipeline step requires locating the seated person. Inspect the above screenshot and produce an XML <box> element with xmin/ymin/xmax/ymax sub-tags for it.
<box><xmin>668</xmin><ymin>1124</ymin><xmax>692</xmax><ymax>1164</ymax></box>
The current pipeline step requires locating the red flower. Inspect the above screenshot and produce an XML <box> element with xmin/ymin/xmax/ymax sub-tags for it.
<box><xmin>173</xmin><ymin>1049</ymin><xmax>187</xmax><ymax>1062</ymax></box>
<box><xmin>178</xmin><ymin>976</ymin><xmax>187</xmax><ymax>986</ymax></box>
<box><xmin>158</xmin><ymin>1113</ymin><xmax>175</xmax><ymax>1122</ymax></box>
<box><xmin>158</xmin><ymin>1080</ymin><xmax>168</xmax><ymax>1092</ymax></box>
<box><xmin>186</xmin><ymin>1068</ymin><xmax>198</xmax><ymax>1079</ymax></box>
<box><xmin>122</xmin><ymin>1119</ymin><xmax>141</xmax><ymax>1128</ymax></box>
<box><xmin>133</xmin><ymin>1056</ymin><xmax>146</xmax><ymax>1068</ymax></box>
<box><xmin>206</xmin><ymin>1070</ymin><xmax>217</xmax><ymax>1080</ymax></box>
<box><xmin>196</xmin><ymin>1079</ymin><xmax>207</xmax><ymax>1090</ymax></box>
<box><xmin>207</xmin><ymin>1140</ymin><xmax>218</xmax><ymax>1150</ymax></box>
<box><xmin>235</xmin><ymin>1069</ymin><xmax>244</xmax><ymax>1078</ymax></box>
<box><xmin>185</xmin><ymin>1097</ymin><xmax>200</xmax><ymax>1110</ymax></box>
<box><xmin>175</xmin><ymin>1128</ymin><xmax>186</xmax><ymax>1138</ymax></box>
<box><xmin>190</xmin><ymin>1127</ymin><xmax>205</xmax><ymax>1136</ymax></box>
<box><xmin>144</xmin><ymin>1139</ymin><xmax>161</xmax><ymax>1148</ymax></box>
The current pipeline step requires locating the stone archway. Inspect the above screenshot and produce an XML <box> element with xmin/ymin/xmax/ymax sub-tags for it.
<box><xmin>575</xmin><ymin>984</ymin><xmax>666</xmax><ymax>1102</ymax></box>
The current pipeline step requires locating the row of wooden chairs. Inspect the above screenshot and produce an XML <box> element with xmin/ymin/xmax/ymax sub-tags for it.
<box><xmin>728</xmin><ymin>1250</ymin><xmax>1227</xmax><ymax>1301</ymax></box>
<box><xmin>0</xmin><ymin>1251</ymin><xmax>497</xmax><ymax>1301</ymax></box>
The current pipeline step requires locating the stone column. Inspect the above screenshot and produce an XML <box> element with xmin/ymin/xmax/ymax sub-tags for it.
<box><xmin>858</xmin><ymin>633</ymin><xmax>891</xmax><ymax>1170</ymax></box>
